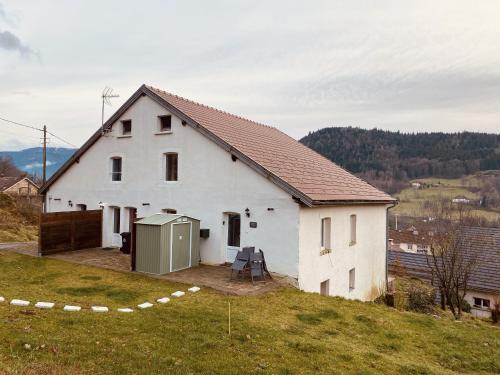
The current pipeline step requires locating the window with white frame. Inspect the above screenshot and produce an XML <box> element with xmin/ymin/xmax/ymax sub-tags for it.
<box><xmin>407</xmin><ymin>244</ymin><xmax>413</xmax><ymax>250</ymax></box>
<box><xmin>350</xmin><ymin>214</ymin><xmax>357</xmax><ymax>245</ymax></box>
<box><xmin>111</xmin><ymin>157</ymin><xmax>122</xmax><ymax>181</ymax></box>
<box><xmin>349</xmin><ymin>268</ymin><xmax>355</xmax><ymax>291</ymax></box>
<box><xmin>321</xmin><ymin>217</ymin><xmax>331</xmax><ymax>250</ymax></box>
<box><xmin>473</xmin><ymin>297</ymin><xmax>490</xmax><ymax>309</ymax></box>
<box><xmin>165</xmin><ymin>153</ymin><xmax>178</xmax><ymax>181</ymax></box>
<box><xmin>113</xmin><ymin>207</ymin><xmax>121</xmax><ymax>234</ymax></box>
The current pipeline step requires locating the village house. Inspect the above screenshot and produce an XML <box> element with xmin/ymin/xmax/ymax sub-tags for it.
<box><xmin>388</xmin><ymin>227</ymin><xmax>433</xmax><ymax>254</ymax></box>
<box><xmin>0</xmin><ymin>175</ymin><xmax>39</xmax><ymax>197</ymax></box>
<box><xmin>40</xmin><ymin>84</ymin><xmax>396</xmax><ymax>301</ymax></box>
<box><xmin>388</xmin><ymin>226</ymin><xmax>500</xmax><ymax>318</ymax></box>
<box><xmin>452</xmin><ymin>195</ymin><xmax>471</xmax><ymax>204</ymax></box>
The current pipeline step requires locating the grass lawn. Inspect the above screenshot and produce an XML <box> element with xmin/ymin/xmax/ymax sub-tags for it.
<box><xmin>0</xmin><ymin>251</ymin><xmax>498</xmax><ymax>375</ymax></box>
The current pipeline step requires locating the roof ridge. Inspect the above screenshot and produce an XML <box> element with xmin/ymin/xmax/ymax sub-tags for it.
<box><xmin>146</xmin><ymin>85</ymin><xmax>276</xmax><ymax>130</ymax></box>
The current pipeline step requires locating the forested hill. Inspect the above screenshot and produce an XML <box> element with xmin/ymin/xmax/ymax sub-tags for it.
<box><xmin>300</xmin><ymin>127</ymin><xmax>500</xmax><ymax>180</ymax></box>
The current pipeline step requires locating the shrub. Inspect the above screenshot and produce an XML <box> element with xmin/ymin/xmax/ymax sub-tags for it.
<box><xmin>393</xmin><ymin>277</ymin><xmax>435</xmax><ymax>313</ymax></box>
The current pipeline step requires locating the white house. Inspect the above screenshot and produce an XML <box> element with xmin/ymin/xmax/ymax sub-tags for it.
<box><xmin>452</xmin><ymin>195</ymin><xmax>471</xmax><ymax>204</ymax></box>
<box><xmin>40</xmin><ymin>85</ymin><xmax>395</xmax><ymax>301</ymax></box>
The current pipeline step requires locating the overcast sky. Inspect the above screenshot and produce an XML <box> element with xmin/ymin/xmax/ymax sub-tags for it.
<box><xmin>1</xmin><ymin>1</ymin><xmax>499</xmax><ymax>151</ymax></box>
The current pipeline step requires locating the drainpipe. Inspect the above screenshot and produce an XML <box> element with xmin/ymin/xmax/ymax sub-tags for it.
<box><xmin>385</xmin><ymin>201</ymin><xmax>398</xmax><ymax>292</ymax></box>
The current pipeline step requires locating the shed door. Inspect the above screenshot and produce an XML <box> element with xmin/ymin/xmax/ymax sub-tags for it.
<box><xmin>171</xmin><ymin>222</ymin><xmax>192</xmax><ymax>272</ymax></box>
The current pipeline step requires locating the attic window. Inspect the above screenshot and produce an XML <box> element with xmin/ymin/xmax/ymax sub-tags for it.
<box><xmin>121</xmin><ymin>120</ymin><xmax>132</xmax><ymax>135</ymax></box>
<box><xmin>159</xmin><ymin>115</ymin><xmax>172</xmax><ymax>132</ymax></box>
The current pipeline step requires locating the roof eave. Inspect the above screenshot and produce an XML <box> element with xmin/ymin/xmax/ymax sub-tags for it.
<box><xmin>310</xmin><ymin>198</ymin><xmax>397</xmax><ymax>206</ymax></box>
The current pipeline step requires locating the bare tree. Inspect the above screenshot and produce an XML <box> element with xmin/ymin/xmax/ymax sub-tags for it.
<box><xmin>425</xmin><ymin>200</ymin><xmax>484</xmax><ymax>319</ymax></box>
<box><xmin>0</xmin><ymin>156</ymin><xmax>22</xmax><ymax>177</ymax></box>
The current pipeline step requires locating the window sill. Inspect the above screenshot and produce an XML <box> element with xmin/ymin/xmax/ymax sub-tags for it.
<box><xmin>117</xmin><ymin>135</ymin><xmax>132</xmax><ymax>139</ymax></box>
<box><xmin>155</xmin><ymin>131</ymin><xmax>173</xmax><ymax>135</ymax></box>
<box><xmin>320</xmin><ymin>248</ymin><xmax>332</xmax><ymax>256</ymax></box>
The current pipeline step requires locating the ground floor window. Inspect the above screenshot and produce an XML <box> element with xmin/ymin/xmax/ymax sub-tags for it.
<box><xmin>349</xmin><ymin>268</ymin><xmax>355</xmax><ymax>291</ymax></box>
<box><xmin>113</xmin><ymin>207</ymin><xmax>120</xmax><ymax>234</ymax></box>
<box><xmin>227</xmin><ymin>213</ymin><xmax>240</xmax><ymax>247</ymax></box>
<box><xmin>320</xmin><ymin>279</ymin><xmax>330</xmax><ymax>296</ymax></box>
<box><xmin>473</xmin><ymin>297</ymin><xmax>490</xmax><ymax>309</ymax></box>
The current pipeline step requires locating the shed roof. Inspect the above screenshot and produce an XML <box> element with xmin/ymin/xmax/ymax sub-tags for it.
<box><xmin>136</xmin><ymin>214</ymin><xmax>184</xmax><ymax>226</ymax></box>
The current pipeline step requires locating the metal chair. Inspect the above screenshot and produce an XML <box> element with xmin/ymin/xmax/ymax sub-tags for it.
<box><xmin>250</xmin><ymin>252</ymin><xmax>265</xmax><ymax>283</ymax></box>
<box><xmin>259</xmin><ymin>249</ymin><xmax>273</xmax><ymax>279</ymax></box>
<box><xmin>230</xmin><ymin>251</ymin><xmax>250</xmax><ymax>280</ymax></box>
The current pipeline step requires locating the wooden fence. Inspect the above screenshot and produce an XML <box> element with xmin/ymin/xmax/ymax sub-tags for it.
<box><xmin>39</xmin><ymin>210</ymin><xmax>102</xmax><ymax>255</ymax></box>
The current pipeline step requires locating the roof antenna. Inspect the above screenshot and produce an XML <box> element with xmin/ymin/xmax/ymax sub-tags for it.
<box><xmin>101</xmin><ymin>87</ymin><xmax>120</xmax><ymax>135</ymax></box>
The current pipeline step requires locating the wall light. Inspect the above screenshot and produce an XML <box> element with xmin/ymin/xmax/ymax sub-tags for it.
<box><xmin>245</xmin><ymin>208</ymin><xmax>250</xmax><ymax>218</ymax></box>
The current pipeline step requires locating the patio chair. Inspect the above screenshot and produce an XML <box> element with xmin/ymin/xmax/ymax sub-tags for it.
<box><xmin>259</xmin><ymin>249</ymin><xmax>273</xmax><ymax>279</ymax></box>
<box><xmin>250</xmin><ymin>252</ymin><xmax>265</xmax><ymax>283</ymax></box>
<box><xmin>230</xmin><ymin>251</ymin><xmax>250</xmax><ymax>280</ymax></box>
<box><xmin>242</xmin><ymin>246</ymin><xmax>255</xmax><ymax>256</ymax></box>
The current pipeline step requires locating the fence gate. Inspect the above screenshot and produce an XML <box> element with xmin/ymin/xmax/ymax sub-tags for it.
<box><xmin>39</xmin><ymin>210</ymin><xmax>102</xmax><ymax>255</ymax></box>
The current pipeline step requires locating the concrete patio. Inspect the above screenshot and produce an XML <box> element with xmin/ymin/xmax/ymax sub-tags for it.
<box><xmin>0</xmin><ymin>242</ymin><xmax>283</xmax><ymax>296</ymax></box>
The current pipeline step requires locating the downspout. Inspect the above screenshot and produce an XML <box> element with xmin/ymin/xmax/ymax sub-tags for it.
<box><xmin>385</xmin><ymin>201</ymin><xmax>397</xmax><ymax>292</ymax></box>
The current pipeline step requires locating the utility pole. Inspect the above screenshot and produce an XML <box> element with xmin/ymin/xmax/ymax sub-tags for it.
<box><xmin>42</xmin><ymin>125</ymin><xmax>47</xmax><ymax>184</ymax></box>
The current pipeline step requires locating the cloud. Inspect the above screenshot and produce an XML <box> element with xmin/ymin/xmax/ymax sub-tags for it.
<box><xmin>24</xmin><ymin>161</ymin><xmax>55</xmax><ymax>170</ymax></box>
<box><xmin>0</xmin><ymin>30</ymin><xmax>37</xmax><ymax>59</ymax></box>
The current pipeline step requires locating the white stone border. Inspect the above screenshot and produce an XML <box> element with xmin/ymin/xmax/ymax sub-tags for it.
<box><xmin>0</xmin><ymin>287</ymin><xmax>200</xmax><ymax>314</ymax></box>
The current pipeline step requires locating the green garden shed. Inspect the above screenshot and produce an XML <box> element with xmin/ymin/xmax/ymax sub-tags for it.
<box><xmin>135</xmin><ymin>214</ymin><xmax>200</xmax><ymax>275</ymax></box>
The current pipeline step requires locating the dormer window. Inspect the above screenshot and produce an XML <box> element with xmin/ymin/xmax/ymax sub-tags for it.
<box><xmin>159</xmin><ymin>115</ymin><xmax>172</xmax><ymax>132</ymax></box>
<box><xmin>121</xmin><ymin>120</ymin><xmax>132</xmax><ymax>135</ymax></box>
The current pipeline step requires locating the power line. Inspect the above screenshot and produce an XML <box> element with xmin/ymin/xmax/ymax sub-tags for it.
<box><xmin>45</xmin><ymin>131</ymin><xmax>77</xmax><ymax>148</ymax></box>
<box><xmin>0</xmin><ymin>116</ymin><xmax>43</xmax><ymax>131</ymax></box>
<box><xmin>0</xmin><ymin>116</ymin><xmax>78</xmax><ymax>148</ymax></box>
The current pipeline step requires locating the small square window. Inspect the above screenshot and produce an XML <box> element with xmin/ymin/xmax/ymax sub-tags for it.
<box><xmin>121</xmin><ymin>120</ymin><xmax>132</xmax><ymax>135</ymax></box>
<box><xmin>159</xmin><ymin>115</ymin><xmax>172</xmax><ymax>132</ymax></box>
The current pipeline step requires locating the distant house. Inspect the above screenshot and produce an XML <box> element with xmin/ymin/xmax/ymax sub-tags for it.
<box><xmin>39</xmin><ymin>84</ymin><xmax>396</xmax><ymax>301</ymax></box>
<box><xmin>388</xmin><ymin>226</ymin><xmax>500</xmax><ymax>319</ymax></box>
<box><xmin>388</xmin><ymin>228</ymin><xmax>432</xmax><ymax>255</ymax></box>
<box><xmin>452</xmin><ymin>195</ymin><xmax>471</xmax><ymax>204</ymax></box>
<box><xmin>0</xmin><ymin>176</ymin><xmax>39</xmax><ymax>197</ymax></box>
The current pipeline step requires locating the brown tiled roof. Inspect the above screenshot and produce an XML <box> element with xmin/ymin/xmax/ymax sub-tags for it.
<box><xmin>146</xmin><ymin>86</ymin><xmax>394</xmax><ymax>204</ymax></box>
<box><xmin>41</xmin><ymin>84</ymin><xmax>395</xmax><ymax>204</ymax></box>
<box><xmin>389</xmin><ymin>229</ymin><xmax>433</xmax><ymax>246</ymax></box>
<box><xmin>0</xmin><ymin>176</ymin><xmax>22</xmax><ymax>191</ymax></box>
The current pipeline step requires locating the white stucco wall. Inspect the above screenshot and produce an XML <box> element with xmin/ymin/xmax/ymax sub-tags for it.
<box><xmin>464</xmin><ymin>291</ymin><xmax>497</xmax><ymax>319</ymax></box>
<box><xmin>45</xmin><ymin>95</ymin><xmax>300</xmax><ymax>277</ymax></box>
<box><xmin>298</xmin><ymin>205</ymin><xmax>389</xmax><ymax>301</ymax></box>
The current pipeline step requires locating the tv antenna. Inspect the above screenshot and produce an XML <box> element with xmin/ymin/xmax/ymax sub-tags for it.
<box><xmin>101</xmin><ymin>87</ymin><xmax>120</xmax><ymax>135</ymax></box>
